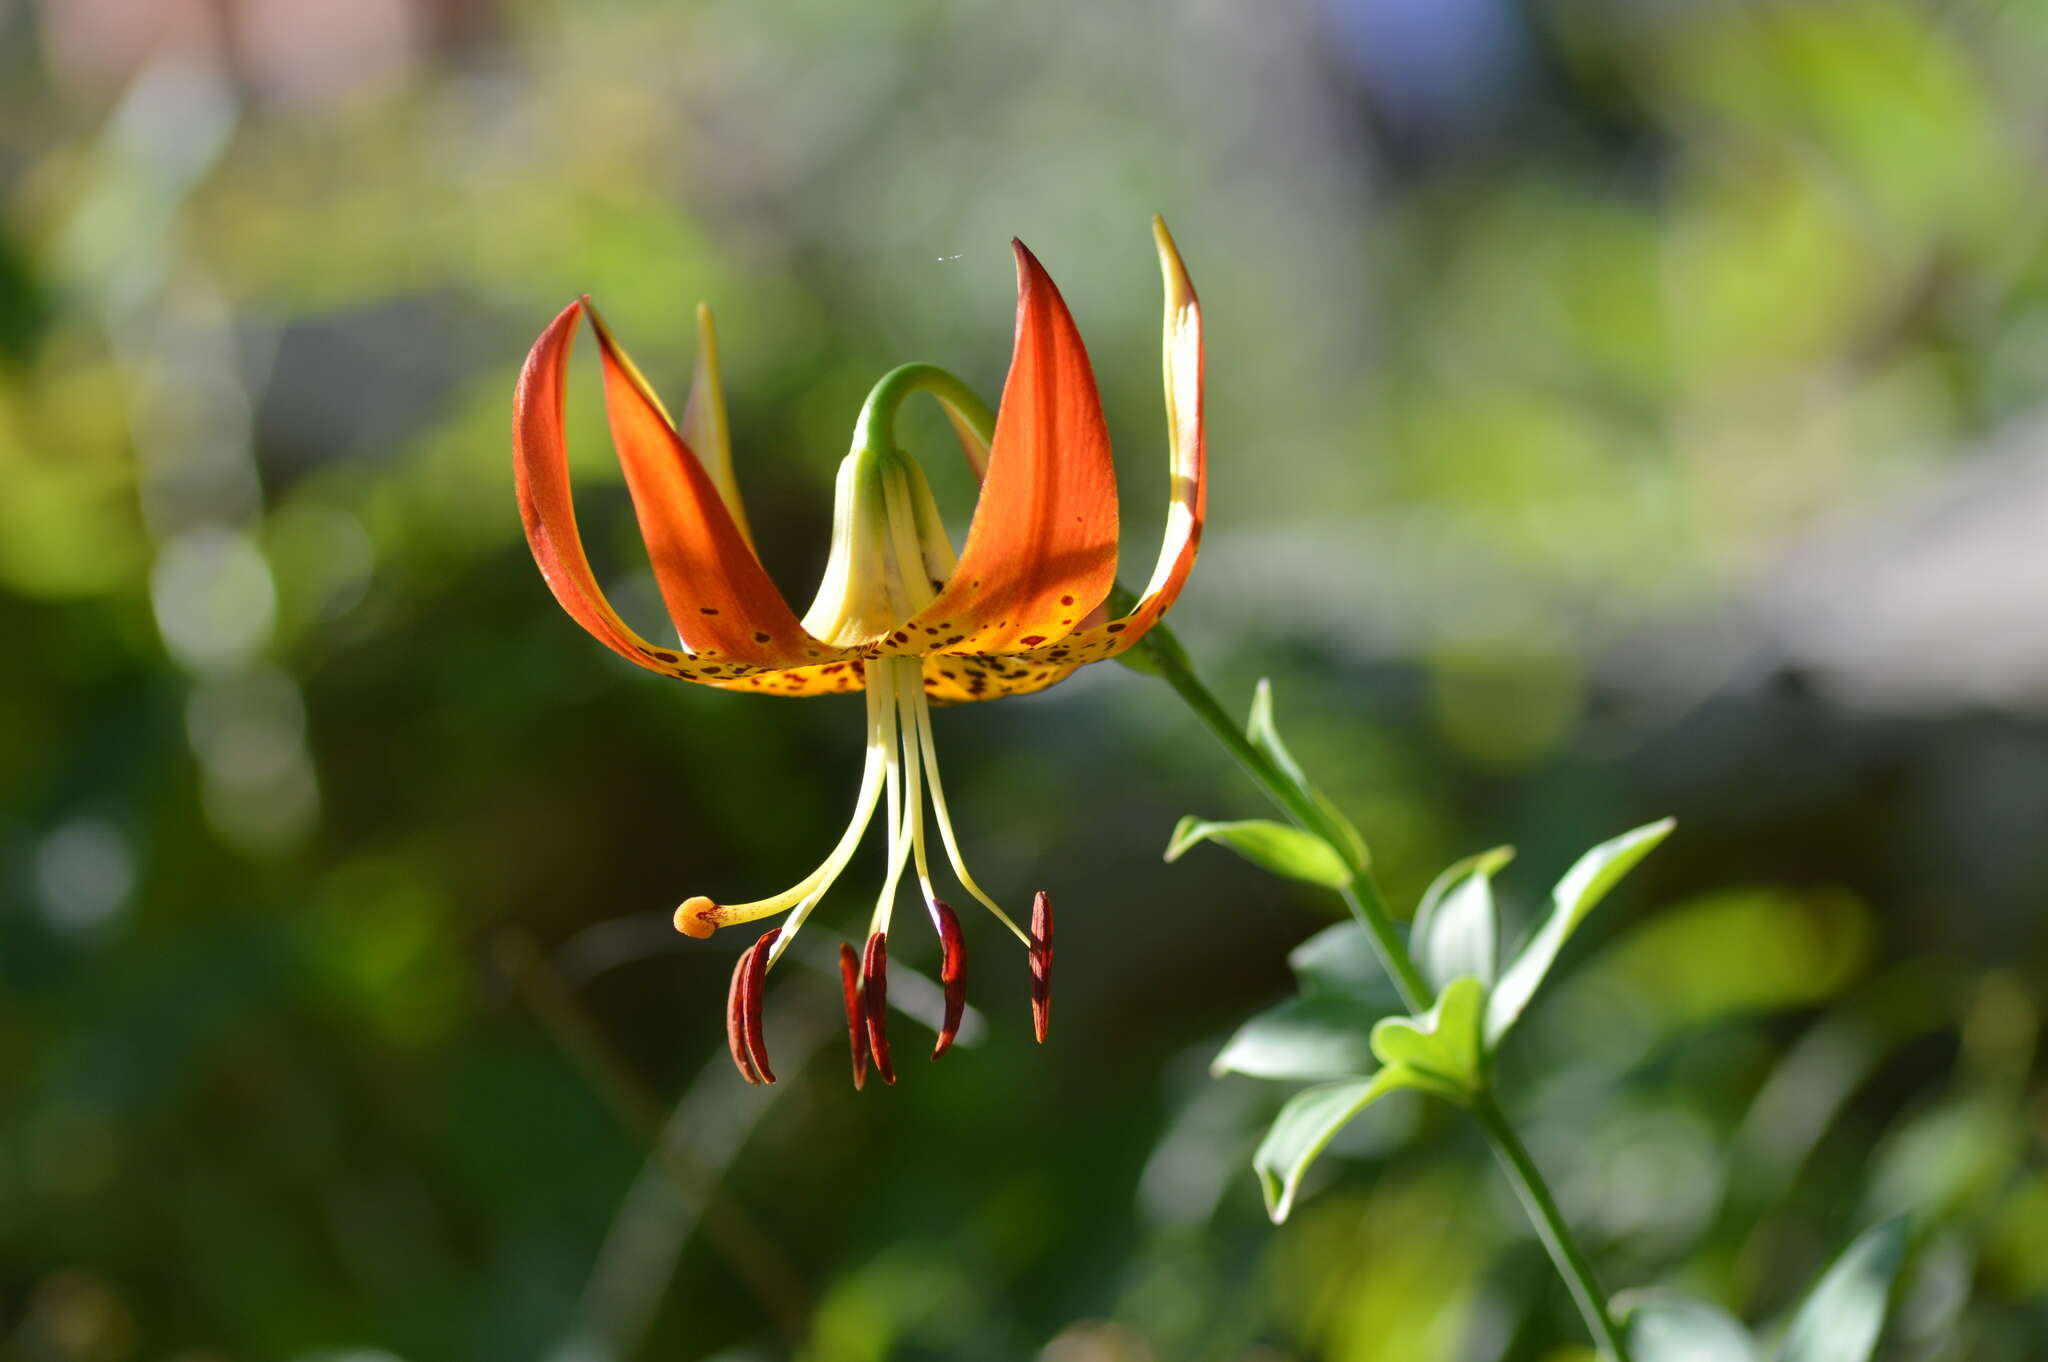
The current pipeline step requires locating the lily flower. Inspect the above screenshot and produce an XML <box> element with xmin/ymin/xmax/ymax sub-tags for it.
<box><xmin>512</xmin><ymin>218</ymin><xmax>1204</xmax><ymax>1085</ymax></box>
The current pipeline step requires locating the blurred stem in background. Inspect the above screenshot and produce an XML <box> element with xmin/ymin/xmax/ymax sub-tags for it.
<box><xmin>492</xmin><ymin>932</ymin><xmax>815</xmax><ymax>1349</ymax></box>
<box><xmin>1134</xmin><ymin>621</ymin><xmax>1635</xmax><ymax>1362</ymax></box>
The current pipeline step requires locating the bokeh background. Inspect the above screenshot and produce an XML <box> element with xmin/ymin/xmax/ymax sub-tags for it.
<box><xmin>4</xmin><ymin>0</ymin><xmax>2047</xmax><ymax>1358</ymax></box>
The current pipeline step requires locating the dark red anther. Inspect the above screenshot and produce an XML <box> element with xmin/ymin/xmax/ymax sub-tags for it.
<box><xmin>861</xmin><ymin>931</ymin><xmax>896</xmax><ymax>1085</ymax></box>
<box><xmin>838</xmin><ymin>941</ymin><xmax>870</xmax><ymax>1090</ymax></box>
<box><xmin>737</xmin><ymin>927</ymin><xmax>780</xmax><ymax>1083</ymax></box>
<box><xmin>1029</xmin><ymin>890</ymin><xmax>1053</xmax><ymax>1043</ymax></box>
<box><xmin>929</xmin><ymin>899</ymin><xmax>967</xmax><ymax>1060</ymax></box>
<box><xmin>726</xmin><ymin>942</ymin><xmax>762</xmax><ymax>1085</ymax></box>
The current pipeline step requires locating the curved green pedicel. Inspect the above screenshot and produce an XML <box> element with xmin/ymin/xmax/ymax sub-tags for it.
<box><xmin>852</xmin><ymin>362</ymin><xmax>997</xmax><ymax>455</ymax></box>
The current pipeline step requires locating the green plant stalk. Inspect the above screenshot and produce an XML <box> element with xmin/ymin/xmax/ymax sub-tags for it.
<box><xmin>1144</xmin><ymin>635</ymin><xmax>1432</xmax><ymax>1011</ymax></box>
<box><xmin>879</xmin><ymin>367</ymin><xmax>1625</xmax><ymax>1354</ymax></box>
<box><xmin>1471</xmin><ymin>1093</ymin><xmax>1633</xmax><ymax>1361</ymax></box>
<box><xmin>1139</xmin><ymin>622</ymin><xmax>1633</xmax><ymax>1362</ymax></box>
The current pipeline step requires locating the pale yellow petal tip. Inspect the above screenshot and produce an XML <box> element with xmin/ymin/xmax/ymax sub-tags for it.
<box><xmin>694</xmin><ymin>301</ymin><xmax>718</xmax><ymax>347</ymax></box>
<box><xmin>676</xmin><ymin>896</ymin><xmax>720</xmax><ymax>939</ymax></box>
<box><xmin>1151</xmin><ymin>216</ymin><xmax>1196</xmax><ymax>306</ymax></box>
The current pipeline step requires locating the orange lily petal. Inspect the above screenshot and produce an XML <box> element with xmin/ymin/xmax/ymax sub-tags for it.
<box><xmin>712</xmin><ymin>658</ymin><xmax>869</xmax><ymax>698</ymax></box>
<box><xmin>994</xmin><ymin>216</ymin><xmax>1204</xmax><ymax>672</ymax></box>
<box><xmin>583</xmin><ymin>301</ymin><xmax>844</xmax><ymax>671</ymax></box>
<box><xmin>513</xmin><ymin>300</ymin><xmax>845</xmax><ymax>684</ymax></box>
<box><xmin>915</xmin><ymin>653</ymin><xmax>1078</xmax><ymax>705</ymax></box>
<box><xmin>879</xmin><ymin>241</ymin><xmax>1119</xmax><ymax>656</ymax></box>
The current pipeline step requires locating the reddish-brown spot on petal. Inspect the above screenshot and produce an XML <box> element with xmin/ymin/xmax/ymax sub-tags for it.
<box><xmin>862</xmin><ymin>932</ymin><xmax>896</xmax><ymax>1085</ymax></box>
<box><xmin>930</xmin><ymin>899</ymin><xmax>967</xmax><ymax>1060</ymax></box>
<box><xmin>1060</xmin><ymin>595</ymin><xmax>1075</xmax><ymax>606</ymax></box>
<box><xmin>1029</xmin><ymin>890</ymin><xmax>1053</xmax><ymax>1044</ymax></box>
<box><xmin>838</xmin><ymin>942</ymin><xmax>869</xmax><ymax>1090</ymax></box>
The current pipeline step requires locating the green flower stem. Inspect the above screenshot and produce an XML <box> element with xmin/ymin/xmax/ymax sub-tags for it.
<box><xmin>1139</xmin><ymin>622</ymin><xmax>1632</xmax><ymax>1362</ymax></box>
<box><xmin>1145</xmin><ymin>632</ymin><xmax>1431</xmax><ymax>1012</ymax></box>
<box><xmin>866</xmin><ymin>360</ymin><xmax>1628</xmax><ymax>1358</ymax></box>
<box><xmin>854</xmin><ymin>363</ymin><xmax>994</xmax><ymax>454</ymax></box>
<box><xmin>1472</xmin><ymin>1093</ymin><xmax>1633</xmax><ymax>1362</ymax></box>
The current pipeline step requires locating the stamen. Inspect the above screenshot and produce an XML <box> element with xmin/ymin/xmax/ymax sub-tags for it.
<box><xmin>1029</xmin><ymin>890</ymin><xmax>1053</xmax><ymax>1043</ymax></box>
<box><xmin>838</xmin><ymin>941</ymin><xmax>870</xmax><ymax>1090</ymax></box>
<box><xmin>726</xmin><ymin>929</ymin><xmax>781</xmax><ymax>1084</ymax></box>
<box><xmin>895</xmin><ymin>667</ymin><xmax>937</xmax><ymax>906</ymax></box>
<box><xmin>861</xmin><ymin>931</ymin><xmax>897</xmax><ymax>1085</ymax></box>
<box><xmin>741</xmin><ymin>927</ymin><xmax>779</xmax><ymax>1082</ymax></box>
<box><xmin>905</xmin><ymin>673</ymin><xmax>1031</xmax><ymax>946</ymax></box>
<box><xmin>869</xmin><ymin>664</ymin><xmax>913</xmax><ymax>938</ymax></box>
<box><xmin>725</xmin><ymin>945</ymin><xmax>762</xmax><ymax>1085</ymax></box>
<box><xmin>679</xmin><ymin>665</ymin><xmax>895</xmax><ymax>945</ymax></box>
<box><xmin>930</xmin><ymin>898</ymin><xmax>967</xmax><ymax>1059</ymax></box>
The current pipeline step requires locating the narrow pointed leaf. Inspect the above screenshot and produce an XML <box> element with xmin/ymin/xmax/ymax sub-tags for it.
<box><xmin>1211</xmin><ymin>993</ymin><xmax>1388</xmax><ymax>1081</ymax></box>
<box><xmin>1776</xmin><ymin>1218</ymin><xmax>1909</xmax><ymax>1362</ymax></box>
<box><xmin>1253</xmin><ymin>1070</ymin><xmax>1410</xmax><ymax>1222</ymax></box>
<box><xmin>1288</xmin><ymin>922</ymin><xmax>1406</xmax><ymax>1011</ymax></box>
<box><xmin>1486</xmin><ymin>817</ymin><xmax>1676</xmax><ymax>1046</ymax></box>
<box><xmin>1165</xmin><ymin>816</ymin><xmax>1353</xmax><ymax>889</ymax></box>
<box><xmin>1412</xmin><ymin>846</ymin><xmax>1512</xmax><ymax>990</ymax></box>
<box><xmin>1246</xmin><ymin>680</ymin><xmax>1370</xmax><ymax>872</ymax></box>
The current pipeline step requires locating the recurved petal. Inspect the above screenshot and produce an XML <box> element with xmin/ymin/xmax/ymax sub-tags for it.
<box><xmin>585</xmin><ymin>303</ymin><xmax>846</xmax><ymax>672</ymax></box>
<box><xmin>515</xmin><ymin>301</ymin><xmax>777</xmax><ymax>685</ymax></box>
<box><xmin>679</xmin><ymin>303</ymin><xmax>754</xmax><ymax>548</ymax></box>
<box><xmin>878</xmin><ymin>241</ymin><xmax>1119</xmax><ymax>658</ymax></box>
<box><xmin>710</xmin><ymin>658</ymin><xmax>867</xmax><ymax>698</ymax></box>
<box><xmin>989</xmin><ymin>216</ymin><xmax>1205</xmax><ymax>671</ymax></box>
<box><xmin>916</xmin><ymin>653</ymin><xmax>1078</xmax><ymax>705</ymax></box>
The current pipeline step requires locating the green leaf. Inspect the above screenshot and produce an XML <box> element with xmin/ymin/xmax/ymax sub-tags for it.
<box><xmin>1486</xmin><ymin>817</ymin><xmax>1676</xmax><ymax>1047</ymax></box>
<box><xmin>1211</xmin><ymin>993</ymin><xmax>1388</xmax><ymax>1082</ymax></box>
<box><xmin>1777</xmin><ymin>1218</ymin><xmax>1909</xmax><ymax>1362</ymax></box>
<box><xmin>1247</xmin><ymin>680</ymin><xmax>1371</xmax><ymax>871</ymax></box>
<box><xmin>1287</xmin><ymin>921</ymin><xmax>1406</xmax><ymax>1011</ymax></box>
<box><xmin>1252</xmin><ymin>1070</ymin><xmax>1410</xmax><ymax>1221</ymax></box>
<box><xmin>1369</xmin><ymin>976</ymin><xmax>1488</xmax><ymax>1099</ymax></box>
<box><xmin>1619</xmin><ymin>1293</ymin><xmax>1760</xmax><ymax>1362</ymax></box>
<box><xmin>1412</xmin><ymin>846</ymin><xmax>1512</xmax><ymax>990</ymax></box>
<box><xmin>1165</xmin><ymin>816</ymin><xmax>1353</xmax><ymax>889</ymax></box>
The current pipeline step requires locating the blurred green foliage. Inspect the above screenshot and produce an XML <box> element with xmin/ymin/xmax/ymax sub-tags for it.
<box><xmin>2</xmin><ymin>1</ymin><xmax>2045</xmax><ymax>1359</ymax></box>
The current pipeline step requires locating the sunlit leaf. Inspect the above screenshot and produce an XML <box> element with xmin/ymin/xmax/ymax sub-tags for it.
<box><xmin>1619</xmin><ymin>1292</ymin><xmax>1760</xmax><ymax>1362</ymax></box>
<box><xmin>1412</xmin><ymin>846</ymin><xmax>1512</xmax><ymax>990</ymax></box>
<box><xmin>1777</xmin><ymin>1217</ymin><xmax>1908</xmax><ymax>1362</ymax></box>
<box><xmin>1369</xmin><ymin>976</ymin><xmax>1487</xmax><ymax>1099</ymax></box>
<box><xmin>1165</xmin><ymin>815</ymin><xmax>1353</xmax><ymax>889</ymax></box>
<box><xmin>1288</xmin><ymin>921</ymin><xmax>1406</xmax><ymax>1011</ymax></box>
<box><xmin>1247</xmin><ymin>679</ymin><xmax>1371</xmax><ymax>871</ymax></box>
<box><xmin>1486</xmin><ymin>817</ymin><xmax>1675</xmax><ymax>1047</ymax></box>
<box><xmin>1252</xmin><ymin>1070</ymin><xmax>1410</xmax><ymax>1222</ymax></box>
<box><xmin>1211</xmin><ymin>993</ymin><xmax>1387</xmax><ymax>1081</ymax></box>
